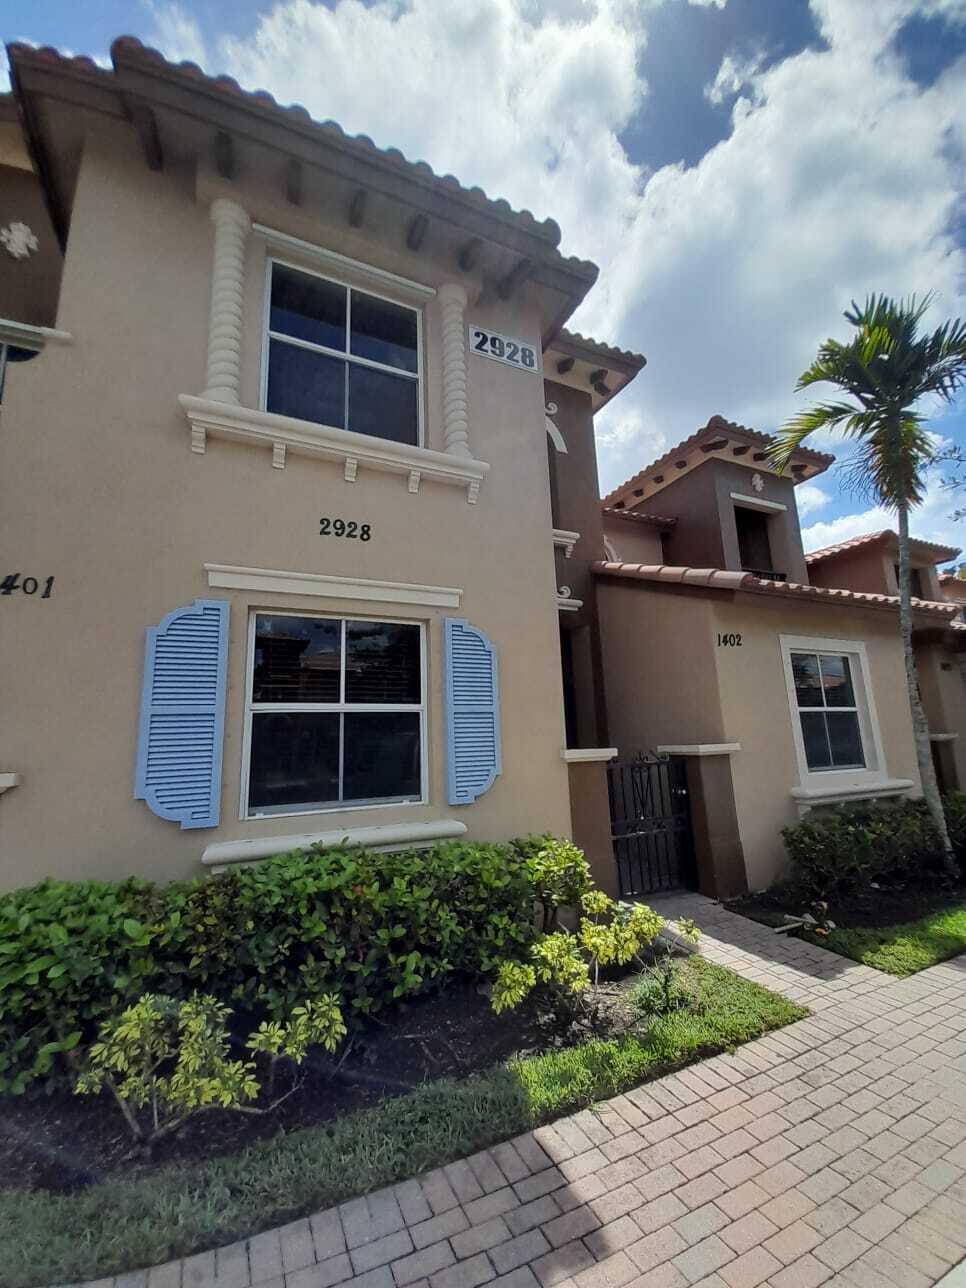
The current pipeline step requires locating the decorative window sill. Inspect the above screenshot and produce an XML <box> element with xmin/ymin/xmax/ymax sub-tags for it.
<box><xmin>657</xmin><ymin>743</ymin><xmax>741</xmax><ymax>757</ymax></box>
<box><xmin>553</xmin><ymin>529</ymin><xmax>580</xmax><ymax>559</ymax></box>
<box><xmin>791</xmin><ymin>777</ymin><xmax>914</xmax><ymax>810</ymax></box>
<box><xmin>0</xmin><ymin>317</ymin><xmax>73</xmax><ymax>349</ymax></box>
<box><xmin>179</xmin><ymin>395</ymin><xmax>489</xmax><ymax>503</ymax></box>
<box><xmin>929</xmin><ymin>733</ymin><xmax>959</xmax><ymax>743</ymax></box>
<box><xmin>562</xmin><ymin>748</ymin><xmax>618</xmax><ymax>764</ymax></box>
<box><xmin>0</xmin><ymin>772</ymin><xmax>20</xmax><ymax>797</ymax></box>
<box><xmin>202</xmin><ymin>818</ymin><xmax>468</xmax><ymax>871</ymax></box>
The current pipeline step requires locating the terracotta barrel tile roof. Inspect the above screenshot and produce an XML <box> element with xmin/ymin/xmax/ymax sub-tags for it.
<box><xmin>591</xmin><ymin>560</ymin><xmax>960</xmax><ymax>619</ymax></box>
<box><xmin>603</xmin><ymin>415</ymin><xmax>834</xmax><ymax>508</ymax></box>
<box><xmin>805</xmin><ymin>529</ymin><xmax>961</xmax><ymax>564</ymax></box>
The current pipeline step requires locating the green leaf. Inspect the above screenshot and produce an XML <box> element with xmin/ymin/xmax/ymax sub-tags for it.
<box><xmin>123</xmin><ymin>919</ymin><xmax>145</xmax><ymax>940</ymax></box>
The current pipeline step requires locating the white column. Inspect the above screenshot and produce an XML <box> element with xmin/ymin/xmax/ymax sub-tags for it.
<box><xmin>203</xmin><ymin>198</ymin><xmax>251</xmax><ymax>403</ymax></box>
<box><xmin>438</xmin><ymin>282</ymin><xmax>472</xmax><ymax>457</ymax></box>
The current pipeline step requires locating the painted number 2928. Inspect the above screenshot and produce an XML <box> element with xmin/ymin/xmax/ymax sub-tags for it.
<box><xmin>1</xmin><ymin>573</ymin><xmax>54</xmax><ymax>598</ymax></box>
<box><xmin>320</xmin><ymin>518</ymin><xmax>371</xmax><ymax>541</ymax></box>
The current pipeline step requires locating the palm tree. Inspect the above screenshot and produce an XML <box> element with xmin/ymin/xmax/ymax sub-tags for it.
<box><xmin>769</xmin><ymin>294</ymin><xmax>966</xmax><ymax>867</ymax></box>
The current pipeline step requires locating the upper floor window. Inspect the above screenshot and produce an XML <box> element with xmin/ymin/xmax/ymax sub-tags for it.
<box><xmin>735</xmin><ymin>505</ymin><xmax>776</xmax><ymax>578</ymax></box>
<box><xmin>0</xmin><ymin>343</ymin><xmax>40</xmax><ymax>403</ymax></box>
<box><xmin>894</xmin><ymin>565</ymin><xmax>924</xmax><ymax>599</ymax></box>
<box><xmin>264</xmin><ymin>261</ymin><xmax>421</xmax><ymax>446</ymax></box>
<box><xmin>790</xmin><ymin>650</ymin><xmax>865</xmax><ymax>772</ymax></box>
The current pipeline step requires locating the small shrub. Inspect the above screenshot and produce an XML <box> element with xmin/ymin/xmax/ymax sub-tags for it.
<box><xmin>513</xmin><ymin>836</ymin><xmax>592</xmax><ymax>930</ymax></box>
<box><xmin>75</xmin><ymin>993</ymin><xmax>346</xmax><ymax>1149</ymax></box>
<box><xmin>780</xmin><ymin>798</ymin><xmax>953</xmax><ymax>900</ymax></box>
<box><xmin>490</xmin><ymin>891</ymin><xmax>664</xmax><ymax>1017</ymax></box>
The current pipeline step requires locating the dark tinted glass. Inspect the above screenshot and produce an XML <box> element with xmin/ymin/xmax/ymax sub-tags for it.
<box><xmin>350</xmin><ymin>291</ymin><xmax>418</xmax><ymax>372</ymax></box>
<box><xmin>345</xmin><ymin>621</ymin><xmax>421</xmax><ymax>704</ymax></box>
<box><xmin>253</xmin><ymin>615</ymin><xmax>341</xmax><ymax>703</ymax></box>
<box><xmin>248</xmin><ymin>712</ymin><xmax>339</xmax><ymax>812</ymax></box>
<box><xmin>820</xmin><ymin>654</ymin><xmax>856</xmax><ymax>708</ymax></box>
<box><xmin>270</xmin><ymin>264</ymin><xmax>346</xmax><ymax>350</ymax></box>
<box><xmin>791</xmin><ymin>653</ymin><xmax>823</xmax><ymax>708</ymax></box>
<box><xmin>827</xmin><ymin>711</ymin><xmax>864</xmax><ymax>768</ymax></box>
<box><xmin>267</xmin><ymin>340</ymin><xmax>345</xmax><ymax>427</ymax></box>
<box><xmin>735</xmin><ymin>506</ymin><xmax>773</xmax><ymax>573</ymax></box>
<box><xmin>348</xmin><ymin>365</ymin><xmax>418</xmax><ymax>444</ymax></box>
<box><xmin>343</xmin><ymin>712</ymin><xmax>421</xmax><ymax>801</ymax></box>
<box><xmin>800</xmin><ymin>712</ymin><xmax>832</xmax><ymax>770</ymax></box>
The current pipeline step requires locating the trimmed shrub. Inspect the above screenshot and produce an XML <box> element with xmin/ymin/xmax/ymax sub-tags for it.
<box><xmin>0</xmin><ymin>840</ymin><xmax>537</xmax><ymax>1095</ymax></box>
<box><xmin>781</xmin><ymin>795</ymin><xmax>964</xmax><ymax>901</ymax></box>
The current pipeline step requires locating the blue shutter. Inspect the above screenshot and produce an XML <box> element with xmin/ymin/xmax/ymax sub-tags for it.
<box><xmin>444</xmin><ymin>617</ymin><xmax>502</xmax><ymax>805</ymax></box>
<box><xmin>134</xmin><ymin>599</ymin><xmax>229</xmax><ymax>829</ymax></box>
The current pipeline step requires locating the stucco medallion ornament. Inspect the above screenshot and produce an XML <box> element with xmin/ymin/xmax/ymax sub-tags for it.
<box><xmin>751</xmin><ymin>472</ymin><xmax>765</xmax><ymax>493</ymax></box>
<box><xmin>545</xmin><ymin>401</ymin><xmax>558</xmax><ymax>417</ymax></box>
<box><xmin>0</xmin><ymin>221</ymin><xmax>39</xmax><ymax>260</ymax></box>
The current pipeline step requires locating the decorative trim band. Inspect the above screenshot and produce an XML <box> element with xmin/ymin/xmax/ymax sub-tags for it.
<box><xmin>203</xmin><ymin>818</ymin><xmax>467</xmax><ymax>867</ymax></box>
<box><xmin>562</xmin><ymin>748</ymin><xmax>618</xmax><ymax>763</ymax></box>
<box><xmin>0</xmin><ymin>772</ymin><xmax>21</xmax><ymax>797</ymax></box>
<box><xmin>180</xmin><ymin>395</ymin><xmax>488</xmax><ymax>502</ymax></box>
<box><xmin>205</xmin><ymin>562</ymin><xmax>463</xmax><ymax>609</ymax></box>
<box><xmin>790</xmin><ymin>777</ymin><xmax>914</xmax><ymax>805</ymax></box>
<box><xmin>730</xmin><ymin>491</ymin><xmax>787</xmax><ymax>513</ymax></box>
<box><xmin>0</xmin><ymin>317</ymin><xmax>72</xmax><ymax>348</ymax></box>
<box><xmin>553</xmin><ymin>529</ymin><xmax>580</xmax><ymax>558</ymax></box>
<box><xmin>253</xmin><ymin>224</ymin><xmax>437</xmax><ymax>302</ymax></box>
<box><xmin>656</xmin><ymin>743</ymin><xmax>741</xmax><ymax>757</ymax></box>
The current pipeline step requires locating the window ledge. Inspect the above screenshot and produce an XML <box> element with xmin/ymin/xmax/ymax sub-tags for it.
<box><xmin>791</xmin><ymin>778</ymin><xmax>914</xmax><ymax>808</ymax></box>
<box><xmin>179</xmin><ymin>395</ymin><xmax>489</xmax><ymax>503</ymax></box>
<box><xmin>202</xmin><ymin>818</ymin><xmax>468</xmax><ymax>870</ymax></box>
<box><xmin>0</xmin><ymin>772</ymin><xmax>20</xmax><ymax>797</ymax></box>
<box><xmin>562</xmin><ymin>748</ymin><xmax>618</xmax><ymax>763</ymax></box>
<box><xmin>657</xmin><ymin>743</ymin><xmax>741</xmax><ymax>757</ymax></box>
<box><xmin>553</xmin><ymin>529</ymin><xmax>580</xmax><ymax>558</ymax></box>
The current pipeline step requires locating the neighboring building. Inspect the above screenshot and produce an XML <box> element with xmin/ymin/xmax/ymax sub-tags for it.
<box><xmin>807</xmin><ymin>534</ymin><xmax>966</xmax><ymax>800</ymax></box>
<box><xmin>588</xmin><ymin>417</ymin><xmax>961</xmax><ymax>896</ymax></box>
<box><xmin>0</xmin><ymin>37</ymin><xmax>634</xmax><ymax>892</ymax></box>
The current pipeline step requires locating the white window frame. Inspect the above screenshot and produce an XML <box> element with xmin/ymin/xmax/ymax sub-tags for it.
<box><xmin>259</xmin><ymin>256</ymin><xmax>425</xmax><ymax>449</ymax></box>
<box><xmin>779</xmin><ymin>634</ymin><xmax>888</xmax><ymax>794</ymax></box>
<box><xmin>241</xmin><ymin>609</ymin><xmax>428</xmax><ymax>821</ymax></box>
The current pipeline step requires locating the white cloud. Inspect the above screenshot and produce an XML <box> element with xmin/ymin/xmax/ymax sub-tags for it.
<box><xmin>705</xmin><ymin>50</ymin><xmax>764</xmax><ymax>106</ymax></box>
<box><xmin>795</xmin><ymin>483</ymin><xmax>831</xmax><ymax>517</ymax></box>
<box><xmin>140</xmin><ymin>0</ymin><xmax>966</xmax><ymax>503</ymax></box>
<box><xmin>142</xmin><ymin>1</ymin><xmax>207</xmax><ymax>65</ymax></box>
<box><xmin>802</xmin><ymin>465</ymin><xmax>965</xmax><ymax>557</ymax></box>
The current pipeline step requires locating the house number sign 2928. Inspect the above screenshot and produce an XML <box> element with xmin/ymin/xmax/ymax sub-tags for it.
<box><xmin>468</xmin><ymin>326</ymin><xmax>540</xmax><ymax>374</ymax></box>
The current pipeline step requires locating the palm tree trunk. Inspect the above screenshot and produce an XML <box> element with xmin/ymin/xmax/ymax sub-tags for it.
<box><xmin>896</xmin><ymin>503</ymin><xmax>956</xmax><ymax>871</ymax></box>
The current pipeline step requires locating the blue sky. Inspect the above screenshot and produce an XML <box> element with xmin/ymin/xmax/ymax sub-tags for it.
<box><xmin>4</xmin><ymin>0</ymin><xmax>966</xmax><ymax>559</ymax></box>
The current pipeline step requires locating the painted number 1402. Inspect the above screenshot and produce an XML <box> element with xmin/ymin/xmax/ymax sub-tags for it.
<box><xmin>717</xmin><ymin>633</ymin><xmax>742</xmax><ymax>646</ymax></box>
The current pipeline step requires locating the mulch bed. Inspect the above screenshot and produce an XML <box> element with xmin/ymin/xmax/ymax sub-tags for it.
<box><xmin>727</xmin><ymin>881</ymin><xmax>965</xmax><ymax>930</ymax></box>
<box><xmin>0</xmin><ymin>974</ymin><xmax>641</xmax><ymax>1196</ymax></box>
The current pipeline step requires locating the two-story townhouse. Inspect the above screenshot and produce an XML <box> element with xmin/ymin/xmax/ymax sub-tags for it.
<box><xmin>0</xmin><ymin>37</ymin><xmax>636</xmax><ymax>892</ymax></box>
<box><xmin>586</xmin><ymin>416</ymin><xmax>960</xmax><ymax>897</ymax></box>
<box><xmin>806</xmin><ymin>533</ymin><xmax>966</xmax><ymax>797</ymax></box>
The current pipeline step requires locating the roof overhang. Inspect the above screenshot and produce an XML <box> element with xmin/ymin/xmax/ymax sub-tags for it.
<box><xmin>604</xmin><ymin>415</ymin><xmax>834</xmax><ymax>509</ymax></box>
<box><xmin>7</xmin><ymin>38</ymin><xmax>598</xmax><ymax>339</ymax></box>
<box><xmin>543</xmin><ymin>328</ymin><xmax>647</xmax><ymax>413</ymax></box>
<box><xmin>592</xmin><ymin>560</ymin><xmax>961</xmax><ymax>625</ymax></box>
<box><xmin>806</xmin><ymin>530</ymin><xmax>962</xmax><ymax>569</ymax></box>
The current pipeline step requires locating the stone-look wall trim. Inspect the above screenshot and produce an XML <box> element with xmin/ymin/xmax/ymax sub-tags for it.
<box><xmin>438</xmin><ymin>282</ymin><xmax>471</xmax><ymax>458</ymax></box>
<box><xmin>656</xmin><ymin>743</ymin><xmax>741</xmax><ymax>757</ymax></box>
<box><xmin>203</xmin><ymin>198</ymin><xmax>251</xmax><ymax>403</ymax></box>
<box><xmin>202</xmin><ymin>819</ymin><xmax>468</xmax><ymax>868</ymax></box>
<box><xmin>0</xmin><ymin>316</ymin><xmax>72</xmax><ymax>347</ymax></box>
<box><xmin>181</xmin><ymin>395</ymin><xmax>488</xmax><ymax>501</ymax></box>
<box><xmin>0</xmin><ymin>772</ymin><xmax>21</xmax><ymax>797</ymax></box>
<box><xmin>204</xmin><ymin>562</ymin><xmax>463</xmax><ymax>609</ymax></box>
<box><xmin>561</xmin><ymin>747</ymin><xmax>618</xmax><ymax>763</ymax></box>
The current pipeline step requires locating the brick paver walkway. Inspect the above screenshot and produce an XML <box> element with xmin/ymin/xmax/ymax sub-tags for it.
<box><xmin>72</xmin><ymin>895</ymin><xmax>966</xmax><ymax>1288</ymax></box>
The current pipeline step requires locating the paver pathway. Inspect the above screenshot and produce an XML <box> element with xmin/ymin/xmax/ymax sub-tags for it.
<box><xmin>73</xmin><ymin>894</ymin><xmax>966</xmax><ymax>1288</ymax></box>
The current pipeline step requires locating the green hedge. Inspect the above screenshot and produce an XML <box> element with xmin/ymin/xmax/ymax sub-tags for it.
<box><xmin>0</xmin><ymin>841</ymin><xmax>537</xmax><ymax>1095</ymax></box>
<box><xmin>781</xmin><ymin>793</ymin><xmax>966</xmax><ymax>901</ymax></box>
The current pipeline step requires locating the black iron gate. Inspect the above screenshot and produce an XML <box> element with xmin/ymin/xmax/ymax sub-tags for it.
<box><xmin>607</xmin><ymin>756</ymin><xmax>696</xmax><ymax>896</ymax></box>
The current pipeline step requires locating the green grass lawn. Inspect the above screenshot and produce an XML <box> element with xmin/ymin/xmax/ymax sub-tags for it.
<box><xmin>0</xmin><ymin>958</ymin><xmax>805</xmax><ymax>1288</ymax></box>
<box><xmin>815</xmin><ymin>901</ymin><xmax>966</xmax><ymax>976</ymax></box>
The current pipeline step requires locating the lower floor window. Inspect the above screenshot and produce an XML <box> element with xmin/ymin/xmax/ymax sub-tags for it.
<box><xmin>790</xmin><ymin>650</ymin><xmax>865</xmax><ymax>771</ymax></box>
<box><xmin>245</xmin><ymin>612</ymin><xmax>424</xmax><ymax>816</ymax></box>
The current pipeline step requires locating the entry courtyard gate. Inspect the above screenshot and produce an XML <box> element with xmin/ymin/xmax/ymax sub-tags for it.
<box><xmin>607</xmin><ymin>755</ymin><xmax>696</xmax><ymax>896</ymax></box>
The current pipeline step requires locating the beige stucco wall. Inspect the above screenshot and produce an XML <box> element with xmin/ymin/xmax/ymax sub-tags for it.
<box><xmin>0</xmin><ymin>127</ymin><xmax>573</xmax><ymax>890</ymax></box>
<box><xmin>711</xmin><ymin>596</ymin><xmax>921</xmax><ymax>890</ymax></box>
<box><xmin>601</xmin><ymin>517</ymin><xmax>664</xmax><ymax>565</ymax></box>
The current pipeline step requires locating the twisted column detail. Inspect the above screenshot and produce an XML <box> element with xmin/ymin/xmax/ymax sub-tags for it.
<box><xmin>203</xmin><ymin>198</ymin><xmax>251</xmax><ymax>403</ymax></box>
<box><xmin>438</xmin><ymin>282</ymin><xmax>472</xmax><ymax>457</ymax></box>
